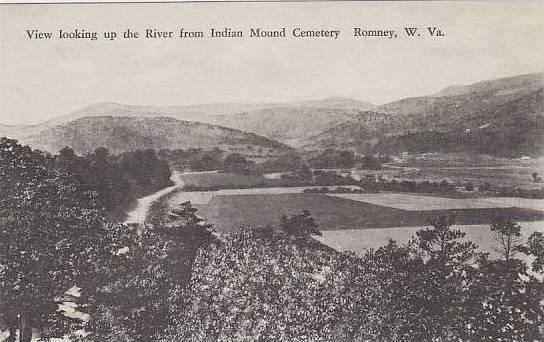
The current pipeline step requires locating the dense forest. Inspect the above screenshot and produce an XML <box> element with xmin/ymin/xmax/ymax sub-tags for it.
<box><xmin>54</xmin><ymin>145</ymin><xmax>172</xmax><ymax>220</ymax></box>
<box><xmin>1</xmin><ymin>137</ymin><xmax>544</xmax><ymax>342</ymax></box>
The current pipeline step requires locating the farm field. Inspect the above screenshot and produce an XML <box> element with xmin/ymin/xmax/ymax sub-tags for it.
<box><xmin>328</xmin><ymin>193</ymin><xmax>544</xmax><ymax>211</ymax></box>
<box><xmin>179</xmin><ymin>171</ymin><xmax>341</xmax><ymax>189</ymax></box>
<box><xmin>183</xmin><ymin>193</ymin><xmax>544</xmax><ymax>233</ymax></box>
<box><xmin>392</xmin><ymin>155</ymin><xmax>544</xmax><ymax>188</ymax></box>
<box><xmin>168</xmin><ymin>171</ymin><xmax>544</xmax><ymax>252</ymax></box>
<box><xmin>315</xmin><ymin>221</ymin><xmax>544</xmax><ymax>257</ymax></box>
<box><xmin>350</xmin><ymin>164</ymin><xmax>544</xmax><ymax>190</ymax></box>
<box><xmin>167</xmin><ymin>185</ymin><xmax>362</xmax><ymax>205</ymax></box>
<box><xmin>346</xmin><ymin>154</ymin><xmax>544</xmax><ymax>190</ymax></box>
<box><xmin>420</xmin><ymin>166</ymin><xmax>543</xmax><ymax>189</ymax></box>
<box><xmin>180</xmin><ymin>171</ymin><xmax>265</xmax><ymax>188</ymax></box>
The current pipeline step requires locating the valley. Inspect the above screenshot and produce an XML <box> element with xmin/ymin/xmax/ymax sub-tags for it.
<box><xmin>2</xmin><ymin>72</ymin><xmax>543</xmax><ymax>254</ymax></box>
<box><xmin>2</xmin><ymin>71</ymin><xmax>544</xmax><ymax>342</ymax></box>
<box><xmin>159</xmin><ymin>171</ymin><xmax>544</xmax><ymax>249</ymax></box>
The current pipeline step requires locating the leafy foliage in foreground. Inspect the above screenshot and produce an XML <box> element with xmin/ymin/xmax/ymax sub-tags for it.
<box><xmin>169</xmin><ymin>228</ymin><xmax>360</xmax><ymax>341</ymax></box>
<box><xmin>0</xmin><ymin>137</ymin><xmax>106</xmax><ymax>342</ymax></box>
<box><xmin>83</xmin><ymin>202</ymin><xmax>215</xmax><ymax>342</ymax></box>
<box><xmin>162</xmin><ymin>216</ymin><xmax>544</xmax><ymax>342</ymax></box>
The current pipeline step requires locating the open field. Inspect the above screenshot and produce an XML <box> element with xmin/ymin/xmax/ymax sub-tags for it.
<box><xmin>394</xmin><ymin>154</ymin><xmax>544</xmax><ymax>169</ymax></box>
<box><xmin>180</xmin><ymin>171</ymin><xmax>265</xmax><ymax>188</ymax></box>
<box><xmin>185</xmin><ymin>193</ymin><xmax>543</xmax><ymax>233</ymax></box>
<box><xmin>168</xmin><ymin>172</ymin><xmax>544</xmax><ymax>249</ymax></box>
<box><xmin>390</xmin><ymin>155</ymin><xmax>544</xmax><ymax>189</ymax></box>
<box><xmin>179</xmin><ymin>171</ymin><xmax>330</xmax><ymax>189</ymax></box>
<box><xmin>315</xmin><ymin>221</ymin><xmax>544</xmax><ymax>257</ymax></box>
<box><xmin>328</xmin><ymin>193</ymin><xmax>544</xmax><ymax>211</ymax></box>
<box><xmin>351</xmin><ymin>164</ymin><xmax>544</xmax><ymax>190</ymax></box>
<box><xmin>168</xmin><ymin>185</ymin><xmax>362</xmax><ymax>205</ymax></box>
<box><xmin>420</xmin><ymin>166</ymin><xmax>543</xmax><ymax>189</ymax></box>
<box><xmin>347</xmin><ymin>154</ymin><xmax>544</xmax><ymax>191</ymax></box>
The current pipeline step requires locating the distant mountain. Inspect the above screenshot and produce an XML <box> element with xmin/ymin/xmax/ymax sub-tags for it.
<box><xmin>4</xmin><ymin>98</ymin><xmax>372</xmax><ymax>147</ymax></box>
<box><xmin>301</xmin><ymin>111</ymin><xmax>402</xmax><ymax>151</ymax></box>
<box><xmin>373</xmin><ymin>73</ymin><xmax>543</xmax><ymax>130</ymax></box>
<box><xmin>373</xmin><ymin>89</ymin><xmax>544</xmax><ymax>157</ymax></box>
<box><xmin>53</xmin><ymin>101</ymin><xmax>282</xmax><ymax>124</ymax></box>
<box><xmin>207</xmin><ymin>97</ymin><xmax>374</xmax><ymax>146</ymax></box>
<box><xmin>15</xmin><ymin>116</ymin><xmax>294</xmax><ymax>156</ymax></box>
<box><xmin>4</xmin><ymin>73</ymin><xmax>542</xmax><ymax>157</ymax></box>
<box><xmin>303</xmin><ymin>73</ymin><xmax>544</xmax><ymax>157</ymax></box>
<box><xmin>432</xmin><ymin>73</ymin><xmax>543</xmax><ymax>98</ymax></box>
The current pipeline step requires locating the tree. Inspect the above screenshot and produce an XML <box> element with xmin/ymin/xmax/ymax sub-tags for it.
<box><xmin>188</xmin><ymin>149</ymin><xmax>223</xmax><ymax>171</ymax></box>
<box><xmin>479</xmin><ymin>182</ymin><xmax>492</xmax><ymax>192</ymax></box>
<box><xmin>360</xmin><ymin>155</ymin><xmax>383</xmax><ymax>170</ymax></box>
<box><xmin>337</xmin><ymin>150</ymin><xmax>355</xmax><ymax>168</ymax></box>
<box><xmin>119</xmin><ymin>149</ymin><xmax>171</xmax><ymax>189</ymax></box>
<box><xmin>522</xmin><ymin>231</ymin><xmax>544</xmax><ymax>273</ymax></box>
<box><xmin>490</xmin><ymin>218</ymin><xmax>524</xmax><ymax>261</ymax></box>
<box><xmin>463</xmin><ymin>221</ymin><xmax>544</xmax><ymax>341</ymax></box>
<box><xmin>261</xmin><ymin>153</ymin><xmax>304</xmax><ymax>173</ymax></box>
<box><xmin>54</xmin><ymin>147</ymin><xmax>172</xmax><ymax>221</ymax></box>
<box><xmin>85</xmin><ymin>147</ymin><xmax>127</xmax><ymax>213</ymax></box>
<box><xmin>295</xmin><ymin>164</ymin><xmax>313</xmax><ymax>181</ymax></box>
<box><xmin>439</xmin><ymin>179</ymin><xmax>451</xmax><ymax>191</ymax></box>
<box><xmin>0</xmin><ymin>138</ymin><xmax>105</xmax><ymax>341</ymax></box>
<box><xmin>406</xmin><ymin>216</ymin><xmax>484</xmax><ymax>340</ymax></box>
<box><xmin>85</xmin><ymin>202</ymin><xmax>214</xmax><ymax>342</ymax></box>
<box><xmin>280</xmin><ymin>210</ymin><xmax>321</xmax><ymax>238</ymax></box>
<box><xmin>223</xmin><ymin>153</ymin><xmax>251</xmax><ymax>174</ymax></box>
<box><xmin>355</xmin><ymin>240</ymin><xmax>421</xmax><ymax>341</ymax></box>
<box><xmin>170</xmin><ymin>221</ymin><xmax>356</xmax><ymax>342</ymax></box>
<box><xmin>308</xmin><ymin>149</ymin><xmax>355</xmax><ymax>169</ymax></box>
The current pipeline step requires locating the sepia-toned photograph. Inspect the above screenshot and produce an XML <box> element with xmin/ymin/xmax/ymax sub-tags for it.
<box><xmin>1</xmin><ymin>1</ymin><xmax>543</xmax><ymax>341</ymax></box>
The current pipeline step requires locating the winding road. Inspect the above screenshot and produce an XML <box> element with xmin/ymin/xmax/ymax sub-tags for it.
<box><xmin>124</xmin><ymin>170</ymin><xmax>185</xmax><ymax>224</ymax></box>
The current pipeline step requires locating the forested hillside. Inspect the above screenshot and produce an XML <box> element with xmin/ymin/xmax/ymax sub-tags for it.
<box><xmin>14</xmin><ymin>116</ymin><xmax>293</xmax><ymax>156</ymax></box>
<box><xmin>304</xmin><ymin>73</ymin><xmax>544</xmax><ymax>157</ymax></box>
<box><xmin>0</xmin><ymin>98</ymin><xmax>372</xmax><ymax>148</ymax></box>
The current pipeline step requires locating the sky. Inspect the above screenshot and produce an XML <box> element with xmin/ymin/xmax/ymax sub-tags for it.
<box><xmin>1</xmin><ymin>1</ymin><xmax>543</xmax><ymax>125</ymax></box>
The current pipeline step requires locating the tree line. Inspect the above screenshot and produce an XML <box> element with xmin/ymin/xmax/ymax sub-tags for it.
<box><xmin>158</xmin><ymin>148</ymin><xmax>392</xmax><ymax>176</ymax></box>
<box><xmin>55</xmin><ymin>145</ymin><xmax>172</xmax><ymax>220</ymax></box>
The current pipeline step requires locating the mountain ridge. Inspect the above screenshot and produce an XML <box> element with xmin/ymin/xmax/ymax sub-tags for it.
<box><xmin>2</xmin><ymin>72</ymin><xmax>542</xmax><ymax>157</ymax></box>
<box><xmin>303</xmin><ymin>73</ymin><xmax>544</xmax><ymax>157</ymax></box>
<box><xmin>1</xmin><ymin>97</ymin><xmax>373</xmax><ymax>146</ymax></box>
<box><xmin>16</xmin><ymin>116</ymin><xmax>294</xmax><ymax>156</ymax></box>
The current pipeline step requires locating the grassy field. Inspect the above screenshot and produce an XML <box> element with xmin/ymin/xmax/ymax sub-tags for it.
<box><xmin>315</xmin><ymin>221</ymin><xmax>544</xmax><ymax>257</ymax></box>
<box><xmin>421</xmin><ymin>166</ymin><xmax>543</xmax><ymax>189</ymax></box>
<box><xmin>167</xmin><ymin>185</ymin><xmax>362</xmax><ymax>206</ymax></box>
<box><xmin>191</xmin><ymin>193</ymin><xmax>544</xmax><ymax>233</ymax></box>
<box><xmin>180</xmin><ymin>172</ymin><xmax>266</xmax><ymax>188</ymax></box>
<box><xmin>351</xmin><ymin>165</ymin><xmax>543</xmax><ymax>190</ymax></box>
<box><xmin>328</xmin><ymin>193</ymin><xmax>544</xmax><ymax>211</ymax></box>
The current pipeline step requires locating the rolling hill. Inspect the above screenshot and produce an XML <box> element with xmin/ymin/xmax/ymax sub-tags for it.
<box><xmin>15</xmin><ymin>116</ymin><xmax>294</xmax><ymax>156</ymax></box>
<box><xmin>375</xmin><ymin>73</ymin><xmax>543</xmax><ymax>120</ymax></box>
<box><xmin>207</xmin><ymin>97</ymin><xmax>373</xmax><ymax>146</ymax></box>
<box><xmin>303</xmin><ymin>73</ymin><xmax>544</xmax><ymax>157</ymax></box>
<box><xmin>3</xmin><ymin>98</ymin><xmax>373</xmax><ymax>147</ymax></box>
<box><xmin>373</xmin><ymin>89</ymin><xmax>544</xmax><ymax>157</ymax></box>
<box><xmin>3</xmin><ymin>73</ymin><xmax>542</xmax><ymax>157</ymax></box>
